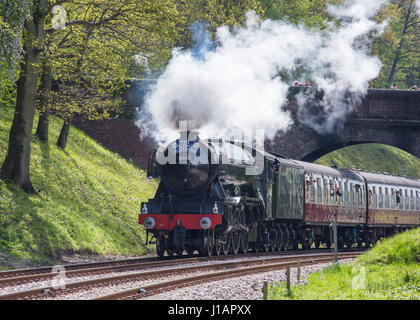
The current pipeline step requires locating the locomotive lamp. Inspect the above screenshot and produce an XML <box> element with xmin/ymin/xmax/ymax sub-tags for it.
<box><xmin>200</xmin><ymin>217</ymin><xmax>212</xmax><ymax>229</ymax></box>
<box><xmin>213</xmin><ymin>202</ymin><xmax>219</xmax><ymax>214</ymax></box>
<box><xmin>143</xmin><ymin>216</ymin><xmax>155</xmax><ymax>229</ymax></box>
<box><xmin>141</xmin><ymin>203</ymin><xmax>148</xmax><ymax>214</ymax></box>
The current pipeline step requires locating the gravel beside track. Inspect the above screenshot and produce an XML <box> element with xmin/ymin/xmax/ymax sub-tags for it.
<box><xmin>0</xmin><ymin>252</ymin><xmax>359</xmax><ymax>300</ymax></box>
<box><xmin>144</xmin><ymin>258</ymin><xmax>355</xmax><ymax>300</ymax></box>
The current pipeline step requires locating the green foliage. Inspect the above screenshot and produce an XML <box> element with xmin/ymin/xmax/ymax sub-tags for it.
<box><xmin>259</xmin><ymin>0</ymin><xmax>340</xmax><ymax>28</ymax></box>
<box><xmin>371</xmin><ymin>0</ymin><xmax>420</xmax><ymax>89</ymax></box>
<box><xmin>0</xmin><ymin>107</ymin><xmax>158</xmax><ymax>266</ymax></box>
<box><xmin>269</xmin><ymin>229</ymin><xmax>420</xmax><ymax>300</ymax></box>
<box><xmin>315</xmin><ymin>143</ymin><xmax>420</xmax><ymax>179</ymax></box>
<box><xmin>175</xmin><ymin>0</ymin><xmax>264</xmax><ymax>48</ymax></box>
<box><xmin>0</xmin><ymin>0</ymin><xmax>31</xmax><ymax>78</ymax></box>
<box><xmin>357</xmin><ymin>228</ymin><xmax>420</xmax><ymax>265</ymax></box>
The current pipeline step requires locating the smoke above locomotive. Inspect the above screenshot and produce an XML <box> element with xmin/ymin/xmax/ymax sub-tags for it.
<box><xmin>136</xmin><ymin>0</ymin><xmax>387</xmax><ymax>144</ymax></box>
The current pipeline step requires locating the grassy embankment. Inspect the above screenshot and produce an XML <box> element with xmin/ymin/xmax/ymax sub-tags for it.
<box><xmin>316</xmin><ymin>143</ymin><xmax>420</xmax><ymax>179</ymax></box>
<box><xmin>0</xmin><ymin>107</ymin><xmax>158</xmax><ymax>267</ymax></box>
<box><xmin>269</xmin><ymin>228</ymin><xmax>420</xmax><ymax>300</ymax></box>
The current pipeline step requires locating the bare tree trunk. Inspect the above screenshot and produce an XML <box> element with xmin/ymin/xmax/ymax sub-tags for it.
<box><xmin>0</xmin><ymin>0</ymin><xmax>48</xmax><ymax>193</ymax></box>
<box><xmin>57</xmin><ymin>116</ymin><xmax>73</xmax><ymax>150</ymax></box>
<box><xmin>35</xmin><ymin>58</ymin><xmax>52</xmax><ymax>142</ymax></box>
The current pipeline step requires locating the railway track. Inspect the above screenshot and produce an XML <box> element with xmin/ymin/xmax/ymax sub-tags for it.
<box><xmin>0</xmin><ymin>248</ymin><xmax>357</xmax><ymax>287</ymax></box>
<box><xmin>94</xmin><ymin>252</ymin><xmax>360</xmax><ymax>300</ymax></box>
<box><xmin>0</xmin><ymin>251</ymin><xmax>360</xmax><ymax>300</ymax></box>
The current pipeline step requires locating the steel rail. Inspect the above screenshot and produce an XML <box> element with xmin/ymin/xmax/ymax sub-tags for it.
<box><xmin>94</xmin><ymin>253</ymin><xmax>359</xmax><ymax>300</ymax></box>
<box><xmin>0</xmin><ymin>248</ymin><xmax>356</xmax><ymax>286</ymax></box>
<box><xmin>0</xmin><ymin>252</ymin><xmax>359</xmax><ymax>300</ymax></box>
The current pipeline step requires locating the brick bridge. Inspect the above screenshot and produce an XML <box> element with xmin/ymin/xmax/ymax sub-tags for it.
<box><xmin>267</xmin><ymin>89</ymin><xmax>420</xmax><ymax>161</ymax></box>
<box><xmin>74</xmin><ymin>87</ymin><xmax>420</xmax><ymax>169</ymax></box>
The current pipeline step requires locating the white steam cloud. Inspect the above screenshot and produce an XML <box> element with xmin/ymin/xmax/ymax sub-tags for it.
<box><xmin>136</xmin><ymin>0</ymin><xmax>386</xmax><ymax>143</ymax></box>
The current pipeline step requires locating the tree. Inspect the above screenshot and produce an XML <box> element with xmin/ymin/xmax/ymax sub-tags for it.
<box><xmin>174</xmin><ymin>0</ymin><xmax>264</xmax><ymax>48</ymax></box>
<box><xmin>371</xmin><ymin>0</ymin><xmax>420</xmax><ymax>88</ymax></box>
<box><xmin>35</xmin><ymin>0</ymin><xmax>181</xmax><ymax>147</ymax></box>
<box><xmin>0</xmin><ymin>0</ymin><xmax>49</xmax><ymax>193</ymax></box>
<box><xmin>259</xmin><ymin>0</ymin><xmax>339</xmax><ymax>28</ymax></box>
<box><xmin>0</xmin><ymin>0</ymin><xmax>31</xmax><ymax>107</ymax></box>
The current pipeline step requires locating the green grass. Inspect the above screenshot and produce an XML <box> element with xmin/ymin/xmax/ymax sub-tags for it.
<box><xmin>269</xmin><ymin>228</ymin><xmax>420</xmax><ymax>300</ymax></box>
<box><xmin>316</xmin><ymin>143</ymin><xmax>420</xmax><ymax>179</ymax></box>
<box><xmin>0</xmin><ymin>107</ymin><xmax>158</xmax><ymax>267</ymax></box>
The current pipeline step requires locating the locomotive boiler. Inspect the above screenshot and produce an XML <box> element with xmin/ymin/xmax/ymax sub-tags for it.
<box><xmin>139</xmin><ymin>133</ymin><xmax>420</xmax><ymax>257</ymax></box>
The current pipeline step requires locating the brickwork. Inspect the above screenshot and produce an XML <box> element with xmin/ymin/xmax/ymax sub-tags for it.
<box><xmin>267</xmin><ymin>89</ymin><xmax>420</xmax><ymax>161</ymax></box>
<box><xmin>75</xmin><ymin>89</ymin><xmax>420</xmax><ymax>169</ymax></box>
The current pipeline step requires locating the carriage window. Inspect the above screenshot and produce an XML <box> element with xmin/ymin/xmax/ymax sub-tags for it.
<box><xmin>416</xmin><ymin>191</ymin><xmax>419</xmax><ymax>211</ymax></box>
<box><xmin>410</xmin><ymin>190</ymin><xmax>414</xmax><ymax>210</ymax></box>
<box><xmin>344</xmin><ymin>182</ymin><xmax>349</xmax><ymax>206</ymax></box>
<box><xmin>368</xmin><ymin>188</ymin><xmax>372</xmax><ymax>208</ymax></box>
<box><xmin>384</xmin><ymin>188</ymin><xmax>389</xmax><ymax>209</ymax></box>
<box><xmin>338</xmin><ymin>181</ymin><xmax>343</xmax><ymax>205</ymax></box>
<box><xmin>378</xmin><ymin>187</ymin><xmax>383</xmax><ymax>209</ymax></box>
<box><xmin>310</xmin><ymin>184</ymin><xmax>315</xmax><ymax>202</ymax></box>
<box><xmin>397</xmin><ymin>189</ymin><xmax>404</xmax><ymax>210</ymax></box>
<box><xmin>350</xmin><ymin>183</ymin><xmax>355</xmax><ymax>207</ymax></box>
<box><xmin>323</xmin><ymin>179</ymin><xmax>329</xmax><ymax>204</ymax></box>
<box><xmin>305</xmin><ymin>176</ymin><xmax>311</xmax><ymax>201</ymax></box>
<box><xmin>372</xmin><ymin>187</ymin><xmax>377</xmax><ymax>209</ymax></box>
<box><xmin>355</xmin><ymin>184</ymin><xmax>359</xmax><ymax>207</ymax></box>
<box><xmin>317</xmin><ymin>178</ymin><xmax>322</xmax><ymax>203</ymax></box>
<box><xmin>330</xmin><ymin>180</ymin><xmax>335</xmax><ymax>204</ymax></box>
<box><xmin>404</xmin><ymin>189</ymin><xmax>409</xmax><ymax>210</ymax></box>
<box><xmin>391</xmin><ymin>188</ymin><xmax>396</xmax><ymax>209</ymax></box>
<box><xmin>361</xmin><ymin>186</ymin><xmax>365</xmax><ymax>206</ymax></box>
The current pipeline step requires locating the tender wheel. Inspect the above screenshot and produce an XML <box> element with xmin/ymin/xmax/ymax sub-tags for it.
<box><xmin>231</xmin><ymin>231</ymin><xmax>241</xmax><ymax>255</ymax></box>
<box><xmin>284</xmin><ymin>228</ymin><xmax>290</xmax><ymax>251</ymax></box>
<box><xmin>276</xmin><ymin>228</ymin><xmax>284</xmax><ymax>252</ymax></box>
<box><xmin>240</xmin><ymin>231</ymin><xmax>249</xmax><ymax>254</ymax></box>
<box><xmin>270</xmin><ymin>229</ymin><xmax>277</xmax><ymax>252</ymax></box>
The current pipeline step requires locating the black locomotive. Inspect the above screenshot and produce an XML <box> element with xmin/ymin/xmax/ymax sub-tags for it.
<box><xmin>139</xmin><ymin>133</ymin><xmax>420</xmax><ymax>257</ymax></box>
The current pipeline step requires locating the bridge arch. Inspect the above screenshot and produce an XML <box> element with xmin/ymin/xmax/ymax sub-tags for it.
<box><xmin>268</xmin><ymin>89</ymin><xmax>420</xmax><ymax>162</ymax></box>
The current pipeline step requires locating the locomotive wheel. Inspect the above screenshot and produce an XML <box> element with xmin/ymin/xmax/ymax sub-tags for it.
<box><xmin>199</xmin><ymin>230</ymin><xmax>214</xmax><ymax>257</ymax></box>
<box><xmin>156</xmin><ymin>236</ymin><xmax>165</xmax><ymax>258</ymax></box>
<box><xmin>231</xmin><ymin>231</ymin><xmax>241</xmax><ymax>255</ymax></box>
<box><xmin>221</xmin><ymin>233</ymin><xmax>231</xmax><ymax>255</ymax></box>
<box><xmin>215</xmin><ymin>234</ymin><xmax>222</xmax><ymax>256</ymax></box>
<box><xmin>240</xmin><ymin>231</ymin><xmax>249</xmax><ymax>254</ymax></box>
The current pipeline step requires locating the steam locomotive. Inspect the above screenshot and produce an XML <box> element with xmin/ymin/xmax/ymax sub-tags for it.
<box><xmin>139</xmin><ymin>133</ymin><xmax>420</xmax><ymax>257</ymax></box>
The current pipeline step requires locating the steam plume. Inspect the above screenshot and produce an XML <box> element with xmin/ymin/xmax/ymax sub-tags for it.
<box><xmin>136</xmin><ymin>0</ymin><xmax>387</xmax><ymax>143</ymax></box>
